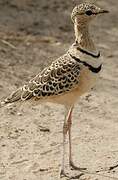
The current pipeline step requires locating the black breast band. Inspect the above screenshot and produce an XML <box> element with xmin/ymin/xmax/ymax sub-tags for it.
<box><xmin>70</xmin><ymin>54</ymin><xmax>102</xmax><ymax>74</ymax></box>
<box><xmin>76</xmin><ymin>46</ymin><xmax>100</xmax><ymax>58</ymax></box>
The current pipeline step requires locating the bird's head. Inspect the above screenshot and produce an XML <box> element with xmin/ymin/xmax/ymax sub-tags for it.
<box><xmin>71</xmin><ymin>3</ymin><xmax>109</xmax><ymax>25</ymax></box>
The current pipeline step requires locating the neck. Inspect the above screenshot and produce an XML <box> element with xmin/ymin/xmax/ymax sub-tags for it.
<box><xmin>74</xmin><ymin>22</ymin><xmax>95</xmax><ymax>52</ymax></box>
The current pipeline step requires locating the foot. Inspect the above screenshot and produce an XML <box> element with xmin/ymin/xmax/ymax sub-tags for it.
<box><xmin>60</xmin><ymin>169</ymin><xmax>69</xmax><ymax>178</ymax></box>
<box><xmin>69</xmin><ymin>161</ymin><xmax>87</xmax><ymax>171</ymax></box>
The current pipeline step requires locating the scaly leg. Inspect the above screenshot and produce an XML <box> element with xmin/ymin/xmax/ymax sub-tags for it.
<box><xmin>68</xmin><ymin>107</ymin><xmax>86</xmax><ymax>171</ymax></box>
<box><xmin>60</xmin><ymin>106</ymin><xmax>72</xmax><ymax>178</ymax></box>
<box><xmin>60</xmin><ymin>106</ymin><xmax>86</xmax><ymax>178</ymax></box>
<box><xmin>60</xmin><ymin>122</ymin><xmax>68</xmax><ymax>178</ymax></box>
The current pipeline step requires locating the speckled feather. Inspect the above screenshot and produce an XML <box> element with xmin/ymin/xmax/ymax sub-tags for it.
<box><xmin>3</xmin><ymin>53</ymin><xmax>81</xmax><ymax>104</ymax></box>
<box><xmin>71</xmin><ymin>3</ymin><xmax>101</xmax><ymax>21</ymax></box>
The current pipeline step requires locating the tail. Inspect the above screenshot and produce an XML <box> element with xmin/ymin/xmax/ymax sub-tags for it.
<box><xmin>0</xmin><ymin>84</ymin><xmax>35</xmax><ymax>108</ymax></box>
<box><xmin>0</xmin><ymin>88</ymin><xmax>23</xmax><ymax>108</ymax></box>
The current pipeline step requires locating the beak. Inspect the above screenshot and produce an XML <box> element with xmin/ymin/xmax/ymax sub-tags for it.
<box><xmin>98</xmin><ymin>9</ymin><xmax>109</xmax><ymax>14</ymax></box>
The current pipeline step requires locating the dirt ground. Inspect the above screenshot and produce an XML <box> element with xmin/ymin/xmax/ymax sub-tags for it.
<box><xmin>0</xmin><ymin>0</ymin><xmax>118</xmax><ymax>180</ymax></box>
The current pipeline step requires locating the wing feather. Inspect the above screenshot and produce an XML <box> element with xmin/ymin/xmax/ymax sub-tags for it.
<box><xmin>1</xmin><ymin>54</ymin><xmax>81</xmax><ymax>104</ymax></box>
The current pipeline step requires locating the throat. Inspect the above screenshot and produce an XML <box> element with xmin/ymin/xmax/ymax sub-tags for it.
<box><xmin>73</xmin><ymin>22</ymin><xmax>101</xmax><ymax>68</ymax></box>
<box><xmin>74</xmin><ymin>23</ymin><xmax>95</xmax><ymax>52</ymax></box>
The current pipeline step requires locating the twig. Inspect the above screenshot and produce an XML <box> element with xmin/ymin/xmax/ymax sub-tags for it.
<box><xmin>1</xmin><ymin>39</ymin><xmax>17</xmax><ymax>49</ymax></box>
<box><xmin>11</xmin><ymin>159</ymin><xmax>28</xmax><ymax>165</ymax></box>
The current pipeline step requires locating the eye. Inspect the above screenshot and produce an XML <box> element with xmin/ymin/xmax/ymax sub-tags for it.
<box><xmin>85</xmin><ymin>10</ymin><xmax>93</xmax><ymax>16</ymax></box>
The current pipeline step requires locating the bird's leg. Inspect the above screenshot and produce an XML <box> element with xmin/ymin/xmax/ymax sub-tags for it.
<box><xmin>60</xmin><ymin>107</ymin><xmax>72</xmax><ymax>178</ymax></box>
<box><xmin>60</xmin><ymin>122</ymin><xmax>68</xmax><ymax>177</ymax></box>
<box><xmin>68</xmin><ymin>107</ymin><xmax>86</xmax><ymax>171</ymax></box>
<box><xmin>68</xmin><ymin>107</ymin><xmax>74</xmax><ymax>168</ymax></box>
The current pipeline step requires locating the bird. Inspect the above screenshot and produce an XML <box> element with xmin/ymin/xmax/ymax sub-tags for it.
<box><xmin>0</xmin><ymin>2</ymin><xmax>109</xmax><ymax>178</ymax></box>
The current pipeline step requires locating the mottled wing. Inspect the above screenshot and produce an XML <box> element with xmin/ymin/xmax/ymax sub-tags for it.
<box><xmin>2</xmin><ymin>54</ymin><xmax>81</xmax><ymax>104</ymax></box>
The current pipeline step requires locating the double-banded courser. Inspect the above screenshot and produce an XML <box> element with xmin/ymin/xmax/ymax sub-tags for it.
<box><xmin>0</xmin><ymin>2</ymin><xmax>108</xmax><ymax>178</ymax></box>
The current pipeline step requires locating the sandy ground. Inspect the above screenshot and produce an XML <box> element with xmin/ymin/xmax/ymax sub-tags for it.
<box><xmin>0</xmin><ymin>0</ymin><xmax>118</xmax><ymax>180</ymax></box>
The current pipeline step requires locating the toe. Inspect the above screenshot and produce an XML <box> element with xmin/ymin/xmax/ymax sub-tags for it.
<box><xmin>70</xmin><ymin>161</ymin><xmax>87</xmax><ymax>171</ymax></box>
<box><xmin>60</xmin><ymin>169</ymin><xmax>69</xmax><ymax>178</ymax></box>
